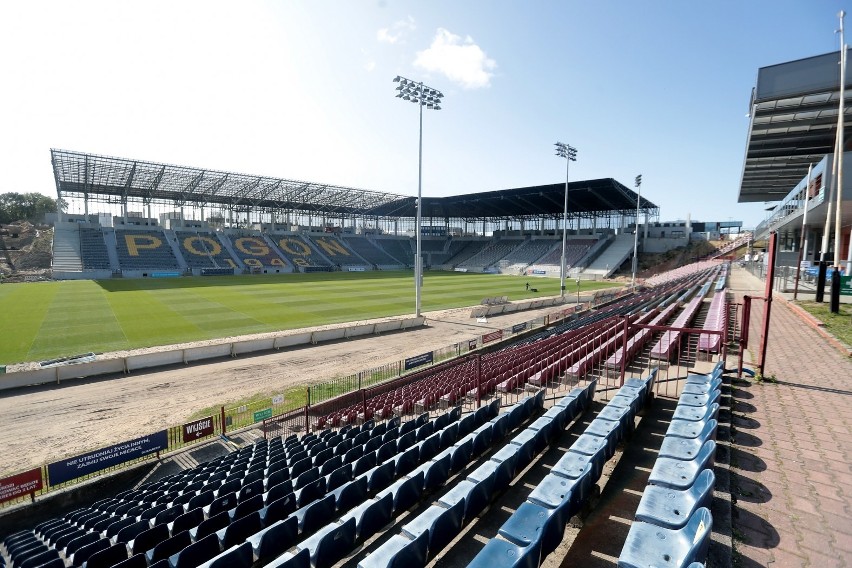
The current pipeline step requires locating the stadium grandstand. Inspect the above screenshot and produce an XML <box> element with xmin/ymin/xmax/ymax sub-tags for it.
<box><xmin>0</xmin><ymin>256</ymin><xmax>731</xmax><ymax>568</ymax></box>
<box><xmin>49</xmin><ymin>149</ymin><xmax>661</xmax><ymax>280</ymax></box>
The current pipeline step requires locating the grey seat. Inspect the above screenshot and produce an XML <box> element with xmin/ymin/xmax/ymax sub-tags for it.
<box><xmin>648</xmin><ymin>440</ymin><xmax>717</xmax><ymax>490</ymax></box>
<box><xmin>618</xmin><ymin>507</ymin><xmax>713</xmax><ymax>568</ymax></box>
<box><xmin>635</xmin><ymin>469</ymin><xmax>715</xmax><ymax>529</ymax></box>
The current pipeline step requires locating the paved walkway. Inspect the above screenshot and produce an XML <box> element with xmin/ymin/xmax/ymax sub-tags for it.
<box><xmin>729</xmin><ymin>266</ymin><xmax>852</xmax><ymax>567</ymax></box>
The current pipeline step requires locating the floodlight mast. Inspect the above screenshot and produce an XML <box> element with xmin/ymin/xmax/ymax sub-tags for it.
<box><xmin>632</xmin><ymin>174</ymin><xmax>642</xmax><ymax>289</ymax></box>
<box><xmin>555</xmin><ymin>142</ymin><xmax>577</xmax><ymax>298</ymax></box>
<box><xmin>393</xmin><ymin>75</ymin><xmax>443</xmax><ymax>317</ymax></box>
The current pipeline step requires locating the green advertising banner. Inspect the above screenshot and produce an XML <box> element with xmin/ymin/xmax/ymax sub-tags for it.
<box><xmin>841</xmin><ymin>275</ymin><xmax>852</xmax><ymax>296</ymax></box>
<box><xmin>253</xmin><ymin>408</ymin><xmax>273</xmax><ymax>422</ymax></box>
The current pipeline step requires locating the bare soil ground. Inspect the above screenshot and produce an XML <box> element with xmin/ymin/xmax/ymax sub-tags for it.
<box><xmin>0</xmin><ymin>301</ymin><xmax>572</xmax><ymax>476</ymax></box>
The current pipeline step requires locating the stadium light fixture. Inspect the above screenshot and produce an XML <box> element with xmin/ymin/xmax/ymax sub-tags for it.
<box><xmin>555</xmin><ymin>142</ymin><xmax>578</xmax><ymax>298</ymax></box>
<box><xmin>632</xmin><ymin>174</ymin><xmax>642</xmax><ymax>290</ymax></box>
<box><xmin>393</xmin><ymin>75</ymin><xmax>444</xmax><ymax>317</ymax></box>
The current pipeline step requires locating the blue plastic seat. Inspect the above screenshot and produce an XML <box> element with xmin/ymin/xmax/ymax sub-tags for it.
<box><xmin>659</xmin><ymin>420</ymin><xmax>718</xmax><ymax>460</ymax></box>
<box><xmin>671</xmin><ymin>403</ymin><xmax>719</xmax><ymax>423</ymax></box>
<box><xmin>342</xmin><ymin>493</ymin><xmax>393</xmax><ymax>541</ymax></box>
<box><xmin>471</xmin><ymin>423</ymin><xmax>494</xmax><ymax>457</ymax></box>
<box><xmin>665</xmin><ymin>416</ymin><xmax>716</xmax><ymax>440</ymax></box>
<box><xmin>458</xmin><ymin>413</ymin><xmax>477</xmax><ymax>437</ymax></box>
<box><xmin>325</xmin><ymin>462</ymin><xmax>353</xmax><ymax>491</ymax></box>
<box><xmin>364</xmin><ymin>461</ymin><xmax>395</xmax><ymax>493</ymax></box>
<box><xmin>416</xmin><ymin>421</ymin><xmax>435</xmax><ymax>441</ymax></box>
<box><xmin>395</xmin><ymin>446</ymin><xmax>420</xmax><ymax>477</ymax></box>
<box><xmin>413</xmin><ymin>453</ymin><xmax>452</xmax><ymax>492</ymax></box>
<box><xmin>489</xmin><ymin>443</ymin><xmax>520</xmax><ymax>484</ymax></box>
<box><xmin>260</xmin><ymin>492</ymin><xmax>297</xmax><ymax>525</ymax></box>
<box><xmin>529</xmin><ymin>415</ymin><xmax>556</xmax><ymax>446</ymax></box>
<box><xmin>508</xmin><ymin>429</ymin><xmax>537</xmax><ymax>470</ymax></box>
<box><xmin>377</xmin><ymin>440</ymin><xmax>397</xmax><ymax>464</ymax></box>
<box><xmin>249</xmin><ymin>516</ymin><xmax>299</xmax><ymax>562</ymax></box>
<box><xmin>321</xmin><ymin>455</ymin><xmax>344</xmax><ymax>477</ymax></box>
<box><xmin>609</xmin><ymin>393</ymin><xmax>641</xmax><ymax>416</ymax></box>
<box><xmin>232</xmin><ymin>493</ymin><xmax>264</xmax><ymax>520</ymax></box>
<box><xmin>437</xmin><ymin>421</ymin><xmax>458</xmax><ymax>450</ymax></box>
<box><xmin>364</xmin><ymin>436</ymin><xmax>382</xmax><ymax>454</ymax></box>
<box><xmin>169</xmin><ymin>533</ymin><xmax>220</xmax><ymax>568</ymax></box>
<box><xmin>635</xmin><ymin>469</ymin><xmax>715</xmax><ymax>529</ymax></box>
<box><xmin>469</xmin><ymin>456</ymin><xmax>511</xmax><ymax>493</ymax></box>
<box><xmin>542</xmin><ymin>405</ymin><xmax>567</xmax><ymax>432</ymax></box>
<box><xmin>678</xmin><ymin>389</ymin><xmax>721</xmax><ymax>408</ymax></box>
<box><xmin>417</xmin><ymin>432</ymin><xmax>441</xmax><ymax>462</ymax></box>
<box><xmin>300</xmin><ymin>517</ymin><xmax>356</xmax><ymax>568</ymax></box>
<box><xmin>507</xmin><ymin>403</ymin><xmax>526</xmax><ymax>430</ymax></box>
<box><xmin>358</xmin><ymin>532</ymin><xmax>428</xmax><ymax>568</ymax></box>
<box><xmin>145</xmin><ymin>530</ymin><xmax>191</xmax><ymax>565</ymax></box>
<box><xmin>376</xmin><ymin>472</ymin><xmax>424</xmax><ymax>515</ymax></box>
<box><xmin>437</xmin><ymin>478</ymin><xmax>488</xmax><ymax>523</ymax></box>
<box><xmin>264</xmin><ymin>547</ymin><xmax>310</xmax><ymax>568</ymax></box>
<box><xmin>400</xmin><ymin>419</ymin><xmax>417</xmax><ymax>436</ymax></box>
<box><xmin>467</xmin><ymin>537</ymin><xmax>539</xmax><ymax>568</ymax></box>
<box><xmin>583</xmin><ymin>419</ymin><xmax>621</xmax><ymax>457</ymax></box>
<box><xmin>84</xmin><ymin>542</ymin><xmax>129</xmax><ymax>568</ymax></box>
<box><xmin>197</xmin><ymin>542</ymin><xmax>252</xmax><ymax>568</ymax></box>
<box><xmin>295</xmin><ymin>477</ymin><xmax>326</xmax><ymax>508</ymax></box>
<box><xmin>218</xmin><ymin>510</ymin><xmax>261</xmax><ymax>549</ymax></box>
<box><xmin>129</xmin><ymin>524</ymin><xmax>168</xmax><ymax>556</ymax></box>
<box><xmin>295</xmin><ymin>494</ymin><xmax>336</xmax><ymax>535</ymax></box>
<box><xmin>648</xmin><ymin>440</ymin><xmax>717</xmax><ymax>490</ymax></box>
<box><xmin>331</xmin><ymin>476</ymin><xmax>368</xmax><ymax>514</ymax></box>
<box><xmin>70</xmin><ymin>538</ymin><xmax>110</xmax><ymax>566</ymax></box>
<box><xmin>497</xmin><ymin>501</ymin><xmax>552</xmax><ymax>559</ymax></box>
<box><xmin>618</xmin><ymin>507</ymin><xmax>713</xmax><ymax>568</ymax></box>
<box><xmin>681</xmin><ymin>378</ymin><xmax>722</xmax><ymax>395</ymax></box>
<box><xmin>401</xmin><ymin>501</ymin><xmax>464</xmax><ymax>559</ymax></box>
<box><xmin>450</xmin><ymin>437</ymin><xmax>474</xmax><ymax>473</ymax></box>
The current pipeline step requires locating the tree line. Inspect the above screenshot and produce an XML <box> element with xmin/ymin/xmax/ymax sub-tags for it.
<box><xmin>0</xmin><ymin>192</ymin><xmax>57</xmax><ymax>225</ymax></box>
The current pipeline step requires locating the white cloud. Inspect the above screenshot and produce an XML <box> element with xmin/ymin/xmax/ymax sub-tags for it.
<box><xmin>414</xmin><ymin>28</ymin><xmax>496</xmax><ymax>89</ymax></box>
<box><xmin>364</xmin><ymin>60</ymin><xmax>376</xmax><ymax>72</ymax></box>
<box><xmin>377</xmin><ymin>16</ymin><xmax>415</xmax><ymax>44</ymax></box>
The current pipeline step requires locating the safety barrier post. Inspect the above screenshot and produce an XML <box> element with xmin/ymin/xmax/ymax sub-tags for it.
<box><xmin>475</xmin><ymin>354</ymin><xmax>482</xmax><ymax>409</ymax></box>
<box><xmin>220</xmin><ymin>406</ymin><xmax>226</xmax><ymax>435</ymax></box>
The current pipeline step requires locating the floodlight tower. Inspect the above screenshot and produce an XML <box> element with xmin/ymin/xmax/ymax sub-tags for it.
<box><xmin>393</xmin><ymin>75</ymin><xmax>444</xmax><ymax>317</ymax></box>
<box><xmin>555</xmin><ymin>142</ymin><xmax>578</xmax><ymax>297</ymax></box>
<box><xmin>632</xmin><ymin>174</ymin><xmax>642</xmax><ymax>289</ymax></box>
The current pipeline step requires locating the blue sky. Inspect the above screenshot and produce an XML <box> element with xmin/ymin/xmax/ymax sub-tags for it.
<box><xmin>0</xmin><ymin>0</ymin><xmax>847</xmax><ymax>228</ymax></box>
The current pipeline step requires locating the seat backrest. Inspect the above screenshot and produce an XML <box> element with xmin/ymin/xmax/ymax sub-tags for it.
<box><xmin>695</xmin><ymin>439</ymin><xmax>717</xmax><ymax>471</ymax></box>
<box><xmin>171</xmin><ymin>533</ymin><xmax>220</xmax><ymax>568</ymax></box>
<box><xmin>116</xmin><ymin>520</ymin><xmax>150</xmax><ymax>544</ymax></box>
<box><xmin>172</xmin><ymin>507</ymin><xmax>205</xmax><ymax>535</ymax></box>
<box><xmin>698</xmin><ymin>418</ymin><xmax>719</xmax><ymax>443</ymax></box>
<box><xmin>683</xmin><ymin>507</ymin><xmax>713</xmax><ymax>563</ymax></box>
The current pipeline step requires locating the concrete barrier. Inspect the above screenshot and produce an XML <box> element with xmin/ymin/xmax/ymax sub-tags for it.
<box><xmin>375</xmin><ymin>320</ymin><xmax>403</xmax><ymax>333</ymax></box>
<box><xmin>0</xmin><ymin>317</ymin><xmax>428</xmax><ymax>392</ymax></box>
<box><xmin>184</xmin><ymin>344</ymin><xmax>232</xmax><ymax>363</ymax></box>
<box><xmin>346</xmin><ymin>324</ymin><xmax>376</xmax><ymax>339</ymax></box>
<box><xmin>311</xmin><ymin>328</ymin><xmax>346</xmax><ymax>344</ymax></box>
<box><xmin>126</xmin><ymin>351</ymin><xmax>184</xmax><ymax>372</ymax></box>
<box><xmin>57</xmin><ymin>359</ymin><xmax>124</xmax><ymax>380</ymax></box>
<box><xmin>0</xmin><ymin>368</ymin><xmax>56</xmax><ymax>390</ymax></box>
<box><xmin>274</xmin><ymin>332</ymin><xmax>313</xmax><ymax>349</ymax></box>
<box><xmin>233</xmin><ymin>337</ymin><xmax>275</xmax><ymax>355</ymax></box>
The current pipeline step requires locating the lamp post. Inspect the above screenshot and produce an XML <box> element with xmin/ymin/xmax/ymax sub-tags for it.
<box><xmin>631</xmin><ymin>174</ymin><xmax>642</xmax><ymax>289</ymax></box>
<box><xmin>555</xmin><ymin>142</ymin><xmax>578</xmax><ymax>297</ymax></box>
<box><xmin>393</xmin><ymin>75</ymin><xmax>443</xmax><ymax>317</ymax></box>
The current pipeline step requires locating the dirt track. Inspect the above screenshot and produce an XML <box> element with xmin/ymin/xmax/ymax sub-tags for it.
<box><xmin>0</xmin><ymin>302</ymin><xmax>568</xmax><ymax>476</ymax></box>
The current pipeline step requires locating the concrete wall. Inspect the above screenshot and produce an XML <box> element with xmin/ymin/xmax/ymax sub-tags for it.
<box><xmin>0</xmin><ymin>317</ymin><xmax>426</xmax><ymax>392</ymax></box>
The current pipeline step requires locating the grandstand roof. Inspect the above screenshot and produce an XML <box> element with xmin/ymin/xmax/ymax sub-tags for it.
<box><xmin>367</xmin><ymin>179</ymin><xmax>658</xmax><ymax>221</ymax></box>
<box><xmin>51</xmin><ymin>149</ymin><xmax>658</xmax><ymax>220</ymax></box>
<box><xmin>739</xmin><ymin>50</ymin><xmax>852</xmax><ymax>203</ymax></box>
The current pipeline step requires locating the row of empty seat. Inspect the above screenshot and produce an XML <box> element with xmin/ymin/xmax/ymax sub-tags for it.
<box><xmin>468</xmin><ymin>372</ymin><xmax>654</xmax><ymax>567</ymax></box>
<box><xmin>617</xmin><ymin>362</ymin><xmax>722</xmax><ymax>567</ymax></box>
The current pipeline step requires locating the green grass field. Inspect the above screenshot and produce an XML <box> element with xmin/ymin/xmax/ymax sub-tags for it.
<box><xmin>0</xmin><ymin>271</ymin><xmax>619</xmax><ymax>365</ymax></box>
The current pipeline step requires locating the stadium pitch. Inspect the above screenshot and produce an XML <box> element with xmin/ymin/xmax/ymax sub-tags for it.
<box><xmin>0</xmin><ymin>271</ymin><xmax>618</xmax><ymax>365</ymax></box>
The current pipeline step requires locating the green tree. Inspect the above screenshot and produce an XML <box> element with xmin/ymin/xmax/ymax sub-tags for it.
<box><xmin>0</xmin><ymin>192</ymin><xmax>57</xmax><ymax>224</ymax></box>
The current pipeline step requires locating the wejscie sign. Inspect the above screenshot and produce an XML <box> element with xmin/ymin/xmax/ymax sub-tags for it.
<box><xmin>182</xmin><ymin>416</ymin><xmax>215</xmax><ymax>443</ymax></box>
<box><xmin>0</xmin><ymin>468</ymin><xmax>43</xmax><ymax>504</ymax></box>
<box><xmin>48</xmin><ymin>431</ymin><xmax>168</xmax><ymax>486</ymax></box>
<box><xmin>404</xmin><ymin>351</ymin><xmax>434</xmax><ymax>371</ymax></box>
